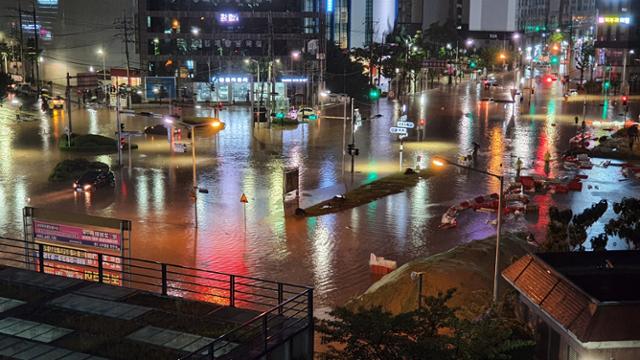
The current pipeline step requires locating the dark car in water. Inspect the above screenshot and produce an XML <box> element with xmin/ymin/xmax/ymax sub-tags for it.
<box><xmin>73</xmin><ymin>170</ymin><xmax>115</xmax><ymax>192</ymax></box>
<box><xmin>144</xmin><ymin>124</ymin><xmax>181</xmax><ymax>135</ymax></box>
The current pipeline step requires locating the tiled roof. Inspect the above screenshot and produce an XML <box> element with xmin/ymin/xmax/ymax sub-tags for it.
<box><xmin>503</xmin><ymin>253</ymin><xmax>640</xmax><ymax>343</ymax></box>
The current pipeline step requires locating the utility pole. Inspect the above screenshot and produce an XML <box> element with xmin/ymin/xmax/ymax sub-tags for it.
<box><xmin>268</xmin><ymin>12</ymin><xmax>274</xmax><ymax>127</ymax></box>
<box><xmin>32</xmin><ymin>2</ymin><xmax>39</xmax><ymax>93</ymax></box>
<box><xmin>17</xmin><ymin>1</ymin><xmax>25</xmax><ymax>81</ymax></box>
<box><xmin>122</xmin><ymin>12</ymin><xmax>132</xmax><ymax>108</ymax></box>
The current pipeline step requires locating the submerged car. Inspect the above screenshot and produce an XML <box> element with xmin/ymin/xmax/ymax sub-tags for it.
<box><xmin>144</xmin><ymin>124</ymin><xmax>181</xmax><ymax>135</ymax></box>
<box><xmin>73</xmin><ymin>170</ymin><xmax>115</xmax><ymax>192</ymax></box>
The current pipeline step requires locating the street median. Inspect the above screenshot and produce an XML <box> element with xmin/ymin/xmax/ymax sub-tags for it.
<box><xmin>300</xmin><ymin>169</ymin><xmax>434</xmax><ymax>217</ymax></box>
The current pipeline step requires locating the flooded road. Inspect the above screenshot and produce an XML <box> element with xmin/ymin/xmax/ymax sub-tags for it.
<box><xmin>1</xmin><ymin>73</ymin><xmax>638</xmax><ymax>314</ymax></box>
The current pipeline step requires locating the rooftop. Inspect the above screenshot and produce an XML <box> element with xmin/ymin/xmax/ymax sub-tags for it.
<box><xmin>537</xmin><ymin>251</ymin><xmax>640</xmax><ymax>302</ymax></box>
<box><xmin>503</xmin><ymin>251</ymin><xmax>640</xmax><ymax>343</ymax></box>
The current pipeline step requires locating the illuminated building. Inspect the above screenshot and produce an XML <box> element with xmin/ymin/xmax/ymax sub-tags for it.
<box><xmin>137</xmin><ymin>0</ymin><xmax>322</xmax><ymax>103</ymax></box>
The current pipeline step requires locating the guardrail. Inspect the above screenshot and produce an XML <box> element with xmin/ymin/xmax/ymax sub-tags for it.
<box><xmin>0</xmin><ymin>236</ymin><xmax>314</xmax><ymax>359</ymax></box>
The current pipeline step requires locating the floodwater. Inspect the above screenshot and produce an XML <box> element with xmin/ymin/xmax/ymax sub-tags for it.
<box><xmin>0</xmin><ymin>73</ymin><xmax>638</xmax><ymax>314</ymax></box>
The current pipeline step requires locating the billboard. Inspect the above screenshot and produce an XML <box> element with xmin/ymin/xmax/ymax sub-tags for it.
<box><xmin>33</xmin><ymin>220</ymin><xmax>122</xmax><ymax>252</ymax></box>
<box><xmin>23</xmin><ymin>207</ymin><xmax>131</xmax><ymax>286</ymax></box>
<box><xmin>469</xmin><ymin>0</ymin><xmax>517</xmax><ymax>32</ymax></box>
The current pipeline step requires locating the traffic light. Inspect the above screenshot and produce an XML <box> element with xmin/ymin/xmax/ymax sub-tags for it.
<box><xmin>622</xmin><ymin>96</ymin><xmax>628</xmax><ymax>106</ymax></box>
<box><xmin>419</xmin><ymin>119</ymin><xmax>426</xmax><ymax>127</ymax></box>
<box><xmin>275</xmin><ymin>112</ymin><xmax>285</xmax><ymax>119</ymax></box>
<box><xmin>308</xmin><ymin>114</ymin><xmax>318</xmax><ymax>120</ymax></box>
<box><xmin>604</xmin><ymin>81</ymin><xmax>611</xmax><ymax>90</ymax></box>
<box><xmin>469</xmin><ymin>60</ymin><xmax>477</xmax><ymax>69</ymax></box>
<box><xmin>120</xmin><ymin>123</ymin><xmax>125</xmax><ymax>131</ymax></box>
<box><xmin>550</xmin><ymin>55</ymin><xmax>559</xmax><ymax>65</ymax></box>
<box><xmin>369</xmin><ymin>87</ymin><xmax>380</xmax><ymax>101</ymax></box>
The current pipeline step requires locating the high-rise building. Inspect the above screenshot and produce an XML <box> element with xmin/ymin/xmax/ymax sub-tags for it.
<box><xmin>137</xmin><ymin>0</ymin><xmax>322</xmax><ymax>103</ymax></box>
<box><xmin>327</xmin><ymin>0</ymin><xmax>350</xmax><ymax>49</ymax></box>
<box><xmin>594</xmin><ymin>0</ymin><xmax>639</xmax><ymax>89</ymax></box>
<box><xmin>348</xmin><ymin>0</ymin><xmax>395</xmax><ymax>48</ymax></box>
<box><xmin>420</xmin><ymin>0</ymin><xmax>469</xmax><ymax>31</ymax></box>
<box><xmin>517</xmin><ymin>0</ymin><xmax>596</xmax><ymax>37</ymax></box>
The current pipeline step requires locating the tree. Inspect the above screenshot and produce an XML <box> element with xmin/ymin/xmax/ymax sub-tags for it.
<box><xmin>543</xmin><ymin>198</ymin><xmax>640</xmax><ymax>251</ymax></box>
<box><xmin>351</xmin><ymin>43</ymin><xmax>390</xmax><ymax>86</ymax></box>
<box><xmin>0</xmin><ymin>71</ymin><xmax>11</xmax><ymax>100</ymax></box>
<box><xmin>318</xmin><ymin>289</ymin><xmax>535</xmax><ymax>360</ymax></box>
<box><xmin>575</xmin><ymin>42</ymin><xmax>595</xmax><ymax>86</ymax></box>
<box><xmin>603</xmin><ymin>198</ymin><xmax>640</xmax><ymax>249</ymax></box>
<box><xmin>325</xmin><ymin>42</ymin><xmax>370</xmax><ymax>101</ymax></box>
<box><xmin>379</xmin><ymin>32</ymin><xmax>425</xmax><ymax>96</ymax></box>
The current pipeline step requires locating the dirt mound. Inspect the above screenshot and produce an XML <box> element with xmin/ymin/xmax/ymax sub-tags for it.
<box><xmin>346</xmin><ymin>233</ymin><xmax>531</xmax><ymax>318</ymax></box>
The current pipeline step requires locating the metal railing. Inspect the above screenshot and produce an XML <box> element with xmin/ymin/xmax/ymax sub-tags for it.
<box><xmin>0</xmin><ymin>236</ymin><xmax>314</xmax><ymax>359</ymax></box>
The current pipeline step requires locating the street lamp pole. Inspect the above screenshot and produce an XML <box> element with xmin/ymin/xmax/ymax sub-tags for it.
<box><xmin>432</xmin><ymin>157</ymin><xmax>504</xmax><ymax>303</ymax></box>
<box><xmin>191</xmin><ymin>125</ymin><xmax>198</xmax><ymax>228</ymax></box>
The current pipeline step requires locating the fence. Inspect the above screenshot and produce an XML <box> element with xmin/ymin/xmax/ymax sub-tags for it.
<box><xmin>0</xmin><ymin>236</ymin><xmax>314</xmax><ymax>359</ymax></box>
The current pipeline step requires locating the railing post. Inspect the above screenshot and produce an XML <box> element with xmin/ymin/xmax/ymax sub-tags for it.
<box><xmin>161</xmin><ymin>264</ymin><xmax>168</xmax><ymax>296</ymax></box>
<box><xmin>229</xmin><ymin>275</ymin><xmax>235</xmax><ymax>307</ymax></box>
<box><xmin>38</xmin><ymin>243</ymin><xmax>44</xmax><ymax>273</ymax></box>
<box><xmin>97</xmin><ymin>253</ymin><xmax>104</xmax><ymax>283</ymax></box>
<box><xmin>262</xmin><ymin>315</ymin><xmax>268</xmax><ymax>353</ymax></box>
<box><xmin>307</xmin><ymin>289</ymin><xmax>314</xmax><ymax>357</ymax></box>
<box><xmin>209</xmin><ymin>341</ymin><xmax>215</xmax><ymax>360</ymax></box>
<box><xmin>277</xmin><ymin>283</ymin><xmax>284</xmax><ymax>315</ymax></box>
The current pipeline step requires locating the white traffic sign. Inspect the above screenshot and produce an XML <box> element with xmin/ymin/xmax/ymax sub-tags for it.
<box><xmin>389</xmin><ymin>127</ymin><xmax>408</xmax><ymax>135</ymax></box>
<box><xmin>399</xmin><ymin>115</ymin><xmax>408</xmax><ymax>122</ymax></box>
<box><xmin>397</xmin><ymin>121</ymin><xmax>415</xmax><ymax>129</ymax></box>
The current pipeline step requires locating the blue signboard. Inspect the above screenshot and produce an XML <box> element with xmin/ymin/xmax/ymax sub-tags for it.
<box><xmin>144</xmin><ymin>77</ymin><xmax>176</xmax><ymax>100</ymax></box>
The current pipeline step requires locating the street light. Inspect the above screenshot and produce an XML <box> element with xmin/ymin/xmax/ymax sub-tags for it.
<box><xmin>178</xmin><ymin>118</ymin><xmax>224</xmax><ymax>228</ymax></box>
<box><xmin>96</xmin><ymin>48</ymin><xmax>106</xmax><ymax>81</ymax></box>
<box><xmin>191</xmin><ymin>27</ymin><xmax>200</xmax><ymax>36</ymax></box>
<box><xmin>291</xmin><ymin>50</ymin><xmax>301</xmax><ymax>60</ymax></box>
<box><xmin>431</xmin><ymin>156</ymin><xmax>504</xmax><ymax>303</ymax></box>
<box><xmin>465</xmin><ymin>39</ymin><xmax>474</xmax><ymax>47</ymax></box>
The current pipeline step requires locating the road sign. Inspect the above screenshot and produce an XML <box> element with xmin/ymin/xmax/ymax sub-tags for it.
<box><xmin>240</xmin><ymin>193</ymin><xmax>249</xmax><ymax>204</ymax></box>
<box><xmin>399</xmin><ymin>115</ymin><xmax>407</xmax><ymax>122</ymax></box>
<box><xmin>389</xmin><ymin>127</ymin><xmax>408</xmax><ymax>135</ymax></box>
<box><xmin>397</xmin><ymin>121</ymin><xmax>415</xmax><ymax>129</ymax></box>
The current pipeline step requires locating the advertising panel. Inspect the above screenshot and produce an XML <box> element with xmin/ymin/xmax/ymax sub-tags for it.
<box><xmin>23</xmin><ymin>207</ymin><xmax>131</xmax><ymax>286</ymax></box>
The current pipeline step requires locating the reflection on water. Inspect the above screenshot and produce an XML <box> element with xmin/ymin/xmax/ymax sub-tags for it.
<box><xmin>0</xmin><ymin>80</ymin><xmax>638</xmax><ymax>313</ymax></box>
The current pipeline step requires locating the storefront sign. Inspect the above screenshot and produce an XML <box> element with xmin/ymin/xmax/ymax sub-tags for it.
<box><xmin>219</xmin><ymin>13</ymin><xmax>239</xmax><ymax>23</ymax></box>
<box><xmin>598</xmin><ymin>16</ymin><xmax>631</xmax><ymax>25</ymax></box>
<box><xmin>33</xmin><ymin>220</ymin><xmax>121</xmax><ymax>252</ymax></box>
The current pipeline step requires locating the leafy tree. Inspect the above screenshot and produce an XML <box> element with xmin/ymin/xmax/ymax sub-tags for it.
<box><xmin>549</xmin><ymin>32</ymin><xmax>564</xmax><ymax>44</ymax></box>
<box><xmin>351</xmin><ymin>43</ymin><xmax>390</xmax><ymax>86</ymax></box>
<box><xmin>0</xmin><ymin>71</ymin><xmax>11</xmax><ymax>99</ymax></box>
<box><xmin>603</xmin><ymin>198</ymin><xmax>640</xmax><ymax>249</ymax></box>
<box><xmin>325</xmin><ymin>42</ymin><xmax>370</xmax><ymax>101</ymax></box>
<box><xmin>379</xmin><ymin>32</ymin><xmax>424</xmax><ymax>97</ymax></box>
<box><xmin>575</xmin><ymin>42</ymin><xmax>595</xmax><ymax>86</ymax></box>
<box><xmin>543</xmin><ymin>198</ymin><xmax>640</xmax><ymax>251</ymax></box>
<box><xmin>318</xmin><ymin>289</ymin><xmax>535</xmax><ymax>360</ymax></box>
<box><xmin>567</xmin><ymin>200</ymin><xmax>608</xmax><ymax>249</ymax></box>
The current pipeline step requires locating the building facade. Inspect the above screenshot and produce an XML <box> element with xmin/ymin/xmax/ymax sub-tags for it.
<box><xmin>137</xmin><ymin>0</ymin><xmax>322</xmax><ymax>103</ymax></box>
